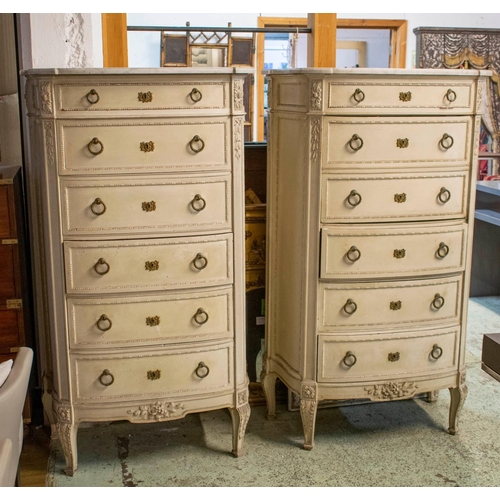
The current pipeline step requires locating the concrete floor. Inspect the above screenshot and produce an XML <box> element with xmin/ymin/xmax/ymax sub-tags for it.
<box><xmin>48</xmin><ymin>297</ymin><xmax>500</xmax><ymax>487</ymax></box>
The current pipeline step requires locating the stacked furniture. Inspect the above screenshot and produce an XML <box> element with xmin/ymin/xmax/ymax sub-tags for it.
<box><xmin>23</xmin><ymin>68</ymin><xmax>250</xmax><ymax>475</ymax></box>
<box><xmin>262</xmin><ymin>68</ymin><xmax>488</xmax><ymax>449</ymax></box>
<box><xmin>0</xmin><ymin>165</ymin><xmax>32</xmax><ymax>421</ymax></box>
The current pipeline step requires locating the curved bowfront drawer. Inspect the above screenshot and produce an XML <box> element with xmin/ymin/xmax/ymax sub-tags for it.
<box><xmin>57</xmin><ymin>80</ymin><xmax>228</xmax><ymax>113</ymax></box>
<box><xmin>326</xmin><ymin>80</ymin><xmax>474</xmax><ymax>113</ymax></box>
<box><xmin>324</xmin><ymin>116</ymin><xmax>472</xmax><ymax>169</ymax></box>
<box><xmin>64</xmin><ymin>233</ymin><xmax>232</xmax><ymax>294</ymax></box>
<box><xmin>320</xmin><ymin>222</ymin><xmax>467</xmax><ymax>280</ymax></box>
<box><xmin>318</xmin><ymin>276</ymin><xmax>462</xmax><ymax>333</ymax></box>
<box><xmin>57</xmin><ymin>118</ymin><xmax>230</xmax><ymax>175</ymax></box>
<box><xmin>317</xmin><ymin>326</ymin><xmax>459</xmax><ymax>383</ymax></box>
<box><xmin>61</xmin><ymin>173</ymin><xmax>231</xmax><ymax>237</ymax></box>
<box><xmin>71</xmin><ymin>342</ymin><xmax>233</xmax><ymax>401</ymax></box>
<box><xmin>67</xmin><ymin>286</ymin><xmax>233</xmax><ymax>349</ymax></box>
<box><xmin>321</xmin><ymin>171</ymin><xmax>468</xmax><ymax>223</ymax></box>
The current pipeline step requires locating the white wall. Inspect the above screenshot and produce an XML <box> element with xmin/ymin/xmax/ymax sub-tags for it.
<box><xmin>20</xmin><ymin>13</ymin><xmax>103</xmax><ymax>69</ymax></box>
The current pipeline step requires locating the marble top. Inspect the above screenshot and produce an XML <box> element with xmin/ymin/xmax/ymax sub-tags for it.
<box><xmin>21</xmin><ymin>67</ymin><xmax>253</xmax><ymax>76</ymax></box>
<box><xmin>264</xmin><ymin>68</ymin><xmax>492</xmax><ymax>77</ymax></box>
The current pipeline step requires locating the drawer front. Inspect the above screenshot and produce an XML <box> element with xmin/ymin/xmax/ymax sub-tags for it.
<box><xmin>0</xmin><ymin>185</ymin><xmax>13</xmax><ymax>239</ymax></box>
<box><xmin>317</xmin><ymin>327</ymin><xmax>459</xmax><ymax>383</ymax></box>
<box><xmin>58</xmin><ymin>118</ymin><xmax>230</xmax><ymax>175</ymax></box>
<box><xmin>327</xmin><ymin>81</ymin><xmax>474</xmax><ymax>113</ymax></box>
<box><xmin>68</xmin><ymin>287</ymin><xmax>233</xmax><ymax>348</ymax></box>
<box><xmin>0</xmin><ymin>307</ymin><xmax>21</xmax><ymax>351</ymax></box>
<box><xmin>57</xmin><ymin>80</ymin><xmax>228</xmax><ymax>113</ymax></box>
<box><xmin>324</xmin><ymin>116</ymin><xmax>472</xmax><ymax>169</ymax></box>
<box><xmin>61</xmin><ymin>173</ymin><xmax>231</xmax><ymax>236</ymax></box>
<box><xmin>321</xmin><ymin>172</ymin><xmax>468</xmax><ymax>223</ymax></box>
<box><xmin>320</xmin><ymin>222</ymin><xmax>467</xmax><ymax>280</ymax></box>
<box><xmin>318</xmin><ymin>276</ymin><xmax>462</xmax><ymax>332</ymax></box>
<box><xmin>0</xmin><ymin>245</ymin><xmax>17</xmax><ymax>298</ymax></box>
<box><xmin>72</xmin><ymin>343</ymin><xmax>233</xmax><ymax>401</ymax></box>
<box><xmin>64</xmin><ymin>234</ymin><xmax>232</xmax><ymax>294</ymax></box>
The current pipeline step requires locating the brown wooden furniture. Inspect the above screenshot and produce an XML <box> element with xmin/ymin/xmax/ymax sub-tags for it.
<box><xmin>482</xmin><ymin>333</ymin><xmax>500</xmax><ymax>383</ymax></box>
<box><xmin>0</xmin><ymin>165</ymin><xmax>33</xmax><ymax>421</ymax></box>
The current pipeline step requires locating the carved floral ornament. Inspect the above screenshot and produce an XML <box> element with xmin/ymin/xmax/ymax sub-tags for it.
<box><xmin>365</xmin><ymin>381</ymin><xmax>418</xmax><ymax>400</ymax></box>
<box><xmin>310</xmin><ymin>80</ymin><xmax>323</xmax><ymax>110</ymax></box>
<box><xmin>127</xmin><ymin>401</ymin><xmax>185</xmax><ymax>421</ymax></box>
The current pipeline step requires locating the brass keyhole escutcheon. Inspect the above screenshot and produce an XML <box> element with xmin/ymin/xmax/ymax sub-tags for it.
<box><xmin>145</xmin><ymin>260</ymin><xmax>160</xmax><ymax>271</ymax></box>
<box><xmin>142</xmin><ymin>201</ymin><xmax>156</xmax><ymax>212</ymax></box>
<box><xmin>393</xmin><ymin>249</ymin><xmax>406</xmax><ymax>259</ymax></box>
<box><xmin>394</xmin><ymin>193</ymin><xmax>407</xmax><ymax>203</ymax></box>
<box><xmin>396</xmin><ymin>138</ymin><xmax>409</xmax><ymax>148</ymax></box>
<box><xmin>388</xmin><ymin>352</ymin><xmax>400</xmax><ymax>362</ymax></box>
<box><xmin>147</xmin><ymin>370</ymin><xmax>161</xmax><ymax>380</ymax></box>
<box><xmin>390</xmin><ymin>301</ymin><xmax>402</xmax><ymax>311</ymax></box>
<box><xmin>138</xmin><ymin>91</ymin><xmax>153</xmax><ymax>103</ymax></box>
<box><xmin>146</xmin><ymin>316</ymin><xmax>160</xmax><ymax>326</ymax></box>
<box><xmin>140</xmin><ymin>141</ymin><xmax>155</xmax><ymax>153</ymax></box>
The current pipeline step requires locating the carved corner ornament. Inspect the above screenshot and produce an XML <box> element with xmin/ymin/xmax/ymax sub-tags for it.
<box><xmin>40</xmin><ymin>81</ymin><xmax>53</xmax><ymax>115</ymax></box>
<box><xmin>234</xmin><ymin>79</ymin><xmax>244</xmax><ymax>111</ymax></box>
<box><xmin>310</xmin><ymin>80</ymin><xmax>323</xmax><ymax>110</ymax></box>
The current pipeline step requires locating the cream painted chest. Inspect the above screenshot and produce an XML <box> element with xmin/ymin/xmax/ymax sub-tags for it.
<box><xmin>262</xmin><ymin>68</ymin><xmax>489</xmax><ymax>449</ymax></box>
<box><xmin>23</xmin><ymin>68</ymin><xmax>250</xmax><ymax>475</ymax></box>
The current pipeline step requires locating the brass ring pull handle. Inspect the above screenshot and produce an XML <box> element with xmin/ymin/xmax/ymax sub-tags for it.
<box><xmin>86</xmin><ymin>89</ymin><xmax>100</xmax><ymax>104</ymax></box>
<box><xmin>195</xmin><ymin>361</ymin><xmax>210</xmax><ymax>379</ymax></box>
<box><xmin>437</xmin><ymin>187</ymin><xmax>451</xmax><ymax>204</ymax></box>
<box><xmin>346</xmin><ymin>245</ymin><xmax>361</xmax><ymax>262</ymax></box>
<box><xmin>353</xmin><ymin>88</ymin><xmax>365</xmax><ymax>103</ymax></box>
<box><xmin>98</xmin><ymin>369</ymin><xmax>114</xmax><ymax>386</ymax></box>
<box><xmin>96</xmin><ymin>314</ymin><xmax>112</xmax><ymax>332</ymax></box>
<box><xmin>190</xmin><ymin>194</ymin><xmax>206</xmax><ymax>212</ymax></box>
<box><xmin>87</xmin><ymin>137</ymin><xmax>104</xmax><ymax>155</ymax></box>
<box><xmin>343</xmin><ymin>351</ymin><xmax>357</xmax><ymax>367</ymax></box>
<box><xmin>348</xmin><ymin>134</ymin><xmax>364</xmax><ymax>152</ymax></box>
<box><xmin>439</xmin><ymin>133</ymin><xmax>454</xmax><ymax>150</ymax></box>
<box><xmin>432</xmin><ymin>293</ymin><xmax>445</xmax><ymax>310</ymax></box>
<box><xmin>189</xmin><ymin>135</ymin><xmax>205</xmax><ymax>154</ymax></box>
<box><xmin>430</xmin><ymin>343</ymin><xmax>443</xmax><ymax>360</ymax></box>
<box><xmin>347</xmin><ymin>190</ymin><xmax>362</xmax><ymax>207</ymax></box>
<box><xmin>436</xmin><ymin>242</ymin><xmax>450</xmax><ymax>259</ymax></box>
<box><xmin>94</xmin><ymin>258</ymin><xmax>110</xmax><ymax>275</ymax></box>
<box><xmin>194</xmin><ymin>308</ymin><xmax>209</xmax><ymax>325</ymax></box>
<box><xmin>189</xmin><ymin>88</ymin><xmax>203</xmax><ymax>103</ymax></box>
<box><xmin>192</xmin><ymin>253</ymin><xmax>208</xmax><ymax>270</ymax></box>
<box><xmin>90</xmin><ymin>198</ymin><xmax>106</xmax><ymax>215</ymax></box>
<box><xmin>343</xmin><ymin>299</ymin><xmax>357</xmax><ymax>315</ymax></box>
<box><xmin>445</xmin><ymin>89</ymin><xmax>457</xmax><ymax>103</ymax></box>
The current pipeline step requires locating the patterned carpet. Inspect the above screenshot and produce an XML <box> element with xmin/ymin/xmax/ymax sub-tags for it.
<box><xmin>47</xmin><ymin>297</ymin><xmax>500</xmax><ymax>487</ymax></box>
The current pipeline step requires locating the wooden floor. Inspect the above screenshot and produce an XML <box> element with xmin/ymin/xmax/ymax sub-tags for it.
<box><xmin>18</xmin><ymin>424</ymin><xmax>51</xmax><ymax>487</ymax></box>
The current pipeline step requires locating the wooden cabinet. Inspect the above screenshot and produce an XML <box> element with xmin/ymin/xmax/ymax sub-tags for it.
<box><xmin>0</xmin><ymin>165</ymin><xmax>33</xmax><ymax>420</ymax></box>
<box><xmin>23</xmin><ymin>69</ymin><xmax>250</xmax><ymax>475</ymax></box>
<box><xmin>262</xmin><ymin>68</ymin><xmax>488</xmax><ymax>449</ymax></box>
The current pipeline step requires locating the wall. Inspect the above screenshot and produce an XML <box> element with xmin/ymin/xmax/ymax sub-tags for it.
<box><xmin>19</xmin><ymin>13</ymin><xmax>103</xmax><ymax>70</ymax></box>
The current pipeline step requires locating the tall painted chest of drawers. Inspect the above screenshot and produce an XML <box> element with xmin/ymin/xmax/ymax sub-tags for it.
<box><xmin>23</xmin><ymin>68</ymin><xmax>250</xmax><ymax>475</ymax></box>
<box><xmin>262</xmin><ymin>68</ymin><xmax>489</xmax><ymax>449</ymax></box>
